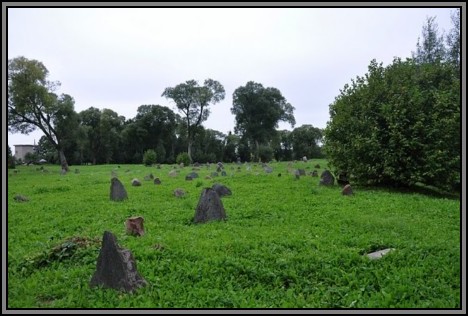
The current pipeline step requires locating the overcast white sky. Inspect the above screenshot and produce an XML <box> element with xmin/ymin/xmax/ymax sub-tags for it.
<box><xmin>7</xmin><ymin>6</ymin><xmax>458</xmax><ymax>147</ymax></box>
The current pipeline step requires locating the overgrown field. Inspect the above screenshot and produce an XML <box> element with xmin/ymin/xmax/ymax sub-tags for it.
<box><xmin>7</xmin><ymin>160</ymin><xmax>460</xmax><ymax>309</ymax></box>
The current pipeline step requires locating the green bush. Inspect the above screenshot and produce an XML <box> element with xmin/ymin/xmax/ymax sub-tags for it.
<box><xmin>258</xmin><ymin>145</ymin><xmax>274</xmax><ymax>163</ymax></box>
<box><xmin>324</xmin><ymin>58</ymin><xmax>460</xmax><ymax>191</ymax></box>
<box><xmin>176</xmin><ymin>152</ymin><xmax>191</xmax><ymax>166</ymax></box>
<box><xmin>142</xmin><ymin>149</ymin><xmax>157</xmax><ymax>166</ymax></box>
<box><xmin>8</xmin><ymin>145</ymin><xmax>16</xmax><ymax>169</ymax></box>
<box><xmin>155</xmin><ymin>144</ymin><xmax>166</xmax><ymax>163</ymax></box>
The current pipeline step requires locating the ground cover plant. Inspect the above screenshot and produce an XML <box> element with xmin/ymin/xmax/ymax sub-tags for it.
<box><xmin>7</xmin><ymin>160</ymin><xmax>460</xmax><ymax>308</ymax></box>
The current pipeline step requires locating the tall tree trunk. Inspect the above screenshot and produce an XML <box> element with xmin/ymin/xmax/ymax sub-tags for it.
<box><xmin>58</xmin><ymin>149</ymin><xmax>69</xmax><ymax>172</ymax></box>
<box><xmin>255</xmin><ymin>139</ymin><xmax>260</xmax><ymax>162</ymax></box>
<box><xmin>187</xmin><ymin>140</ymin><xmax>193</xmax><ymax>163</ymax></box>
<box><xmin>171</xmin><ymin>142</ymin><xmax>175</xmax><ymax>163</ymax></box>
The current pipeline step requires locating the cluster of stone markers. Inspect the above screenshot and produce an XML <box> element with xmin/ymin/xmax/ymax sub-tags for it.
<box><xmin>93</xmin><ymin>173</ymin><xmax>233</xmax><ymax>292</ymax></box>
<box><xmin>15</xmin><ymin>163</ymin><xmax>381</xmax><ymax>293</ymax></box>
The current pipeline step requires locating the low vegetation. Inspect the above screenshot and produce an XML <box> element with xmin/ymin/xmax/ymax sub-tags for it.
<box><xmin>7</xmin><ymin>160</ymin><xmax>460</xmax><ymax>308</ymax></box>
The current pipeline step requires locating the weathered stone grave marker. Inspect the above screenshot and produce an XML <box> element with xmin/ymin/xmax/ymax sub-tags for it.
<box><xmin>174</xmin><ymin>188</ymin><xmax>186</xmax><ymax>198</ymax></box>
<box><xmin>319</xmin><ymin>170</ymin><xmax>335</xmax><ymax>186</ymax></box>
<box><xmin>125</xmin><ymin>217</ymin><xmax>145</xmax><ymax>236</ymax></box>
<box><xmin>131</xmin><ymin>179</ymin><xmax>142</xmax><ymax>186</ymax></box>
<box><xmin>90</xmin><ymin>231</ymin><xmax>147</xmax><ymax>293</ymax></box>
<box><xmin>110</xmin><ymin>178</ymin><xmax>128</xmax><ymax>201</ymax></box>
<box><xmin>366</xmin><ymin>248</ymin><xmax>395</xmax><ymax>260</ymax></box>
<box><xmin>342</xmin><ymin>184</ymin><xmax>353</xmax><ymax>195</ymax></box>
<box><xmin>14</xmin><ymin>194</ymin><xmax>29</xmax><ymax>202</ymax></box>
<box><xmin>194</xmin><ymin>188</ymin><xmax>227</xmax><ymax>223</ymax></box>
<box><xmin>212</xmin><ymin>183</ymin><xmax>232</xmax><ymax>197</ymax></box>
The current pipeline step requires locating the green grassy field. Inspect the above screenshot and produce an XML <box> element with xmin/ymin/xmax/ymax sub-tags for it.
<box><xmin>7</xmin><ymin>160</ymin><xmax>460</xmax><ymax>309</ymax></box>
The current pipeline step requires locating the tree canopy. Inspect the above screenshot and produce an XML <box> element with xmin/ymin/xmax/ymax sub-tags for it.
<box><xmin>162</xmin><ymin>79</ymin><xmax>225</xmax><ymax>162</ymax></box>
<box><xmin>324</xmin><ymin>14</ymin><xmax>460</xmax><ymax>191</ymax></box>
<box><xmin>231</xmin><ymin>81</ymin><xmax>295</xmax><ymax>161</ymax></box>
<box><xmin>8</xmin><ymin>56</ymin><xmax>79</xmax><ymax>171</ymax></box>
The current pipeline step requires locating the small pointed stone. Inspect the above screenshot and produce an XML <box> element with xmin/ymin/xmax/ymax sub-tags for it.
<box><xmin>90</xmin><ymin>231</ymin><xmax>147</xmax><ymax>292</ymax></box>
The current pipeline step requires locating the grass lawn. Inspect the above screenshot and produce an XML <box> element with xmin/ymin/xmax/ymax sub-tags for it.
<box><xmin>7</xmin><ymin>160</ymin><xmax>461</xmax><ymax>309</ymax></box>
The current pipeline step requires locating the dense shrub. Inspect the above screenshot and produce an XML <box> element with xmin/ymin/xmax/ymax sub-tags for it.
<box><xmin>324</xmin><ymin>59</ymin><xmax>459</xmax><ymax>191</ymax></box>
<box><xmin>176</xmin><ymin>152</ymin><xmax>191</xmax><ymax>166</ymax></box>
<box><xmin>142</xmin><ymin>149</ymin><xmax>157</xmax><ymax>166</ymax></box>
<box><xmin>8</xmin><ymin>145</ymin><xmax>16</xmax><ymax>169</ymax></box>
<box><xmin>258</xmin><ymin>144</ymin><xmax>274</xmax><ymax>163</ymax></box>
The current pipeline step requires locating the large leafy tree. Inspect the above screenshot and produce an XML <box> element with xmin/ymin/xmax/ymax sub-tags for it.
<box><xmin>79</xmin><ymin>107</ymin><xmax>125</xmax><ymax>164</ymax></box>
<box><xmin>290</xmin><ymin>124</ymin><xmax>323</xmax><ymax>160</ymax></box>
<box><xmin>324</xmin><ymin>57</ymin><xmax>459</xmax><ymax>190</ymax></box>
<box><xmin>223</xmin><ymin>131</ymin><xmax>240</xmax><ymax>163</ymax></box>
<box><xmin>162</xmin><ymin>79</ymin><xmax>225</xmax><ymax>163</ymax></box>
<box><xmin>191</xmin><ymin>128</ymin><xmax>226</xmax><ymax>163</ymax></box>
<box><xmin>272</xmin><ymin>129</ymin><xmax>293</xmax><ymax>162</ymax></box>
<box><xmin>79</xmin><ymin>107</ymin><xmax>101</xmax><ymax>164</ymax></box>
<box><xmin>231</xmin><ymin>81</ymin><xmax>295</xmax><ymax>161</ymax></box>
<box><xmin>325</xmin><ymin>15</ymin><xmax>460</xmax><ymax>191</ymax></box>
<box><xmin>37</xmin><ymin>135</ymin><xmax>58</xmax><ymax>163</ymax></box>
<box><xmin>133</xmin><ymin>104</ymin><xmax>178</xmax><ymax>163</ymax></box>
<box><xmin>8</xmin><ymin>57</ymin><xmax>79</xmax><ymax>171</ymax></box>
<box><xmin>99</xmin><ymin>109</ymin><xmax>125</xmax><ymax>164</ymax></box>
<box><xmin>120</xmin><ymin>119</ymin><xmax>147</xmax><ymax>163</ymax></box>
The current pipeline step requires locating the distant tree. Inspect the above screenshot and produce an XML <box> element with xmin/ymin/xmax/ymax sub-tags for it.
<box><xmin>24</xmin><ymin>151</ymin><xmax>39</xmax><ymax>164</ymax></box>
<box><xmin>176</xmin><ymin>152</ymin><xmax>191</xmax><ymax>166</ymax></box>
<box><xmin>154</xmin><ymin>143</ymin><xmax>167</xmax><ymax>164</ymax></box>
<box><xmin>133</xmin><ymin>105</ymin><xmax>178</xmax><ymax>163</ymax></box>
<box><xmin>79</xmin><ymin>107</ymin><xmax>125</xmax><ymax>164</ymax></box>
<box><xmin>37</xmin><ymin>135</ymin><xmax>58</xmax><ymax>163</ymax></box>
<box><xmin>290</xmin><ymin>124</ymin><xmax>323</xmax><ymax>160</ymax></box>
<box><xmin>8</xmin><ymin>145</ymin><xmax>15</xmax><ymax>169</ymax></box>
<box><xmin>120</xmin><ymin>119</ymin><xmax>146</xmax><ymax>163</ymax></box>
<box><xmin>412</xmin><ymin>16</ymin><xmax>445</xmax><ymax>64</ymax></box>
<box><xmin>143</xmin><ymin>149</ymin><xmax>157</xmax><ymax>166</ymax></box>
<box><xmin>79</xmin><ymin>107</ymin><xmax>101</xmax><ymax>164</ymax></box>
<box><xmin>258</xmin><ymin>144</ymin><xmax>274</xmax><ymax>163</ymax></box>
<box><xmin>100</xmin><ymin>109</ymin><xmax>125</xmax><ymax>164</ymax></box>
<box><xmin>8</xmin><ymin>56</ymin><xmax>78</xmax><ymax>171</ymax></box>
<box><xmin>162</xmin><ymin>79</ymin><xmax>225</xmax><ymax>162</ymax></box>
<box><xmin>446</xmin><ymin>9</ymin><xmax>460</xmax><ymax>72</ymax></box>
<box><xmin>74</xmin><ymin>124</ymin><xmax>89</xmax><ymax>165</ymax></box>
<box><xmin>223</xmin><ymin>131</ymin><xmax>240</xmax><ymax>163</ymax></box>
<box><xmin>237</xmin><ymin>136</ymin><xmax>253</xmax><ymax>162</ymax></box>
<box><xmin>272</xmin><ymin>130</ymin><xmax>293</xmax><ymax>161</ymax></box>
<box><xmin>54</xmin><ymin>95</ymin><xmax>81</xmax><ymax>166</ymax></box>
<box><xmin>192</xmin><ymin>128</ymin><xmax>225</xmax><ymax>163</ymax></box>
<box><xmin>231</xmin><ymin>81</ymin><xmax>295</xmax><ymax>161</ymax></box>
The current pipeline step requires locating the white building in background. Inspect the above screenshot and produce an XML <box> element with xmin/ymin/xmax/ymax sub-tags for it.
<box><xmin>14</xmin><ymin>144</ymin><xmax>37</xmax><ymax>161</ymax></box>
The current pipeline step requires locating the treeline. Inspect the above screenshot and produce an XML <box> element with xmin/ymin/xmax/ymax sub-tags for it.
<box><xmin>29</xmin><ymin>105</ymin><xmax>323</xmax><ymax>165</ymax></box>
<box><xmin>8</xmin><ymin>70</ymin><xmax>324</xmax><ymax>166</ymax></box>
<box><xmin>9</xmin><ymin>44</ymin><xmax>327</xmax><ymax>168</ymax></box>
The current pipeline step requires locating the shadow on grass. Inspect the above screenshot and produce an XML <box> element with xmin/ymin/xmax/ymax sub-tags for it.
<box><xmin>355</xmin><ymin>182</ymin><xmax>460</xmax><ymax>200</ymax></box>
